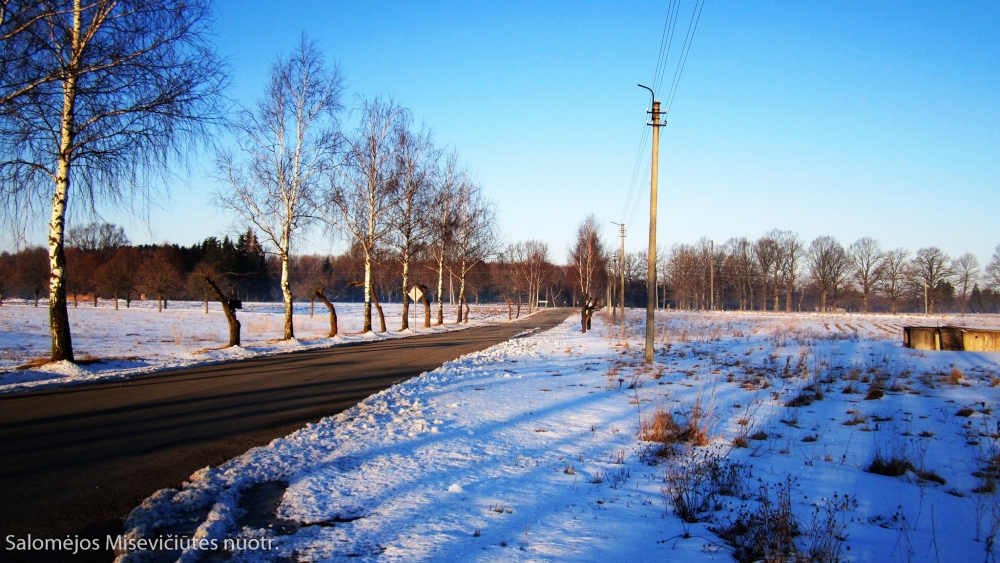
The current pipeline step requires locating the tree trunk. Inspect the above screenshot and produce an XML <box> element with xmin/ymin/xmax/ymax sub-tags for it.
<box><xmin>314</xmin><ymin>288</ymin><xmax>338</xmax><ymax>337</ymax></box>
<box><xmin>506</xmin><ymin>297</ymin><xmax>512</xmax><ymax>320</ymax></box>
<box><xmin>456</xmin><ymin>267</ymin><xmax>466</xmax><ymax>323</ymax></box>
<box><xmin>47</xmin><ymin>7</ymin><xmax>80</xmax><ymax>362</ymax></box>
<box><xmin>113</xmin><ymin>295</ymin><xmax>119</xmax><ymax>310</ymax></box>
<box><xmin>400</xmin><ymin>250</ymin><xmax>410</xmax><ymax>331</ymax></box>
<box><xmin>821</xmin><ymin>290</ymin><xmax>828</xmax><ymax>313</ymax></box>
<box><xmin>202</xmin><ymin>275</ymin><xmax>240</xmax><ymax>347</ymax></box>
<box><xmin>157</xmin><ymin>294</ymin><xmax>163</xmax><ymax>312</ymax></box>
<box><xmin>419</xmin><ymin>286</ymin><xmax>431</xmax><ymax>328</ymax></box>
<box><xmin>435</xmin><ymin>260</ymin><xmax>445</xmax><ymax>326</ymax></box>
<box><xmin>371</xmin><ymin>283</ymin><xmax>386</xmax><ymax>333</ymax></box>
<box><xmin>362</xmin><ymin>253</ymin><xmax>373</xmax><ymax>333</ymax></box>
<box><xmin>463</xmin><ymin>294</ymin><xmax>470</xmax><ymax>324</ymax></box>
<box><xmin>280</xmin><ymin>252</ymin><xmax>294</xmax><ymax>340</ymax></box>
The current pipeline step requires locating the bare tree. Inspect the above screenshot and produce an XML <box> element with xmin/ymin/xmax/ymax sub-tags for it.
<box><xmin>0</xmin><ymin>251</ymin><xmax>11</xmax><ymax>304</ymax></box>
<box><xmin>0</xmin><ymin>0</ymin><xmax>226</xmax><ymax>361</ymax></box>
<box><xmin>724</xmin><ymin>237</ymin><xmax>757</xmax><ymax>311</ymax></box>
<box><xmin>389</xmin><ymin>118</ymin><xmax>436</xmax><ymax>330</ymax></box>
<box><xmin>847</xmin><ymin>237</ymin><xmax>884</xmax><ymax>313</ymax></box>
<box><xmin>451</xmin><ymin>179</ymin><xmax>498</xmax><ymax>323</ymax></box>
<box><xmin>568</xmin><ymin>215</ymin><xmax>608</xmax><ymax>332</ymax></box>
<box><xmin>66</xmin><ymin>222</ymin><xmax>128</xmax><ymax>255</ymax></box>
<box><xmin>217</xmin><ymin>36</ymin><xmax>342</xmax><ymax>341</ymax></box>
<box><xmin>879</xmin><ymin>248</ymin><xmax>909</xmax><ymax>314</ymax></box>
<box><xmin>754</xmin><ymin>234</ymin><xmax>780</xmax><ymax>311</ymax></box>
<box><xmin>428</xmin><ymin>150</ymin><xmax>459</xmax><ymax>325</ymax></box>
<box><xmin>96</xmin><ymin>246</ymin><xmax>138</xmax><ymax>309</ymax></box>
<box><xmin>807</xmin><ymin>235</ymin><xmax>850</xmax><ymax>312</ymax></box>
<box><xmin>910</xmin><ymin>247</ymin><xmax>954</xmax><ymax>315</ymax></box>
<box><xmin>16</xmin><ymin>246</ymin><xmax>47</xmax><ymax>306</ymax></box>
<box><xmin>953</xmin><ymin>252</ymin><xmax>980</xmax><ymax>316</ymax></box>
<box><xmin>139</xmin><ymin>248</ymin><xmax>179</xmax><ymax>312</ymax></box>
<box><xmin>509</xmin><ymin>240</ymin><xmax>550</xmax><ymax>314</ymax></box>
<box><xmin>328</xmin><ymin>97</ymin><xmax>405</xmax><ymax>333</ymax></box>
<box><xmin>771</xmin><ymin>230</ymin><xmax>803</xmax><ymax>312</ymax></box>
<box><xmin>987</xmin><ymin>246</ymin><xmax>1000</xmax><ymax>290</ymax></box>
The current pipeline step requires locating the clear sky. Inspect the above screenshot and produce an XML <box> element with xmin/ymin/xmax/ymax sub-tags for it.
<box><xmin>16</xmin><ymin>1</ymin><xmax>1000</xmax><ymax>265</ymax></box>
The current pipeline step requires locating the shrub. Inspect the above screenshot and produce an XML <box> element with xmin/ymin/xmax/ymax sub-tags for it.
<box><xmin>640</xmin><ymin>401</ymin><xmax>709</xmax><ymax>449</ymax></box>
<box><xmin>715</xmin><ymin>479</ymin><xmax>800</xmax><ymax>563</ymax></box>
<box><xmin>867</xmin><ymin>453</ymin><xmax>914</xmax><ymax>477</ymax></box>
<box><xmin>947</xmin><ymin>367</ymin><xmax>964</xmax><ymax>386</ymax></box>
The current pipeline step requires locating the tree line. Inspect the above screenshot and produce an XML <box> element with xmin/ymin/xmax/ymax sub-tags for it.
<box><xmin>0</xmin><ymin>222</ymin><xmax>580</xmax><ymax>324</ymax></box>
<box><xmin>614</xmin><ymin>230</ymin><xmax>1000</xmax><ymax>315</ymax></box>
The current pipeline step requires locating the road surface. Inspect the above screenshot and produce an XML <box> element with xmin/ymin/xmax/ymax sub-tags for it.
<box><xmin>0</xmin><ymin>308</ymin><xmax>572</xmax><ymax>562</ymax></box>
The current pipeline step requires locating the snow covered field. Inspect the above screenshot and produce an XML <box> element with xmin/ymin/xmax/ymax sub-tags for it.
<box><xmin>0</xmin><ymin>300</ymin><xmax>514</xmax><ymax>394</ymax></box>
<box><xmin>118</xmin><ymin>310</ymin><xmax>1000</xmax><ymax>563</ymax></box>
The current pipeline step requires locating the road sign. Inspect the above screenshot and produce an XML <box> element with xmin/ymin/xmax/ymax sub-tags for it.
<box><xmin>408</xmin><ymin>286</ymin><xmax>424</xmax><ymax>302</ymax></box>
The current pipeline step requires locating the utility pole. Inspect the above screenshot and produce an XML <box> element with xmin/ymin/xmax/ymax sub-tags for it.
<box><xmin>638</xmin><ymin>84</ymin><xmax>663</xmax><ymax>364</ymax></box>
<box><xmin>709</xmin><ymin>239</ymin><xmax>715</xmax><ymax>311</ymax></box>
<box><xmin>611</xmin><ymin>221</ymin><xmax>626</xmax><ymax>337</ymax></box>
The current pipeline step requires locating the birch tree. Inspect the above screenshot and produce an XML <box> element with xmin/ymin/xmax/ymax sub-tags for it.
<box><xmin>217</xmin><ymin>36</ymin><xmax>343</xmax><ymax>340</ymax></box>
<box><xmin>451</xmin><ymin>179</ymin><xmax>497</xmax><ymax>323</ymax></box>
<box><xmin>428</xmin><ymin>151</ymin><xmax>459</xmax><ymax>325</ymax></box>
<box><xmin>568</xmin><ymin>214</ymin><xmax>608</xmax><ymax>332</ymax></box>
<box><xmin>0</xmin><ymin>0</ymin><xmax>226</xmax><ymax>361</ymax></box>
<box><xmin>389</xmin><ymin>118</ymin><xmax>436</xmax><ymax>330</ymax></box>
<box><xmin>328</xmin><ymin>97</ymin><xmax>404</xmax><ymax>333</ymax></box>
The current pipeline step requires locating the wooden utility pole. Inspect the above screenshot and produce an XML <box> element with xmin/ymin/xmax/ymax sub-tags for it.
<box><xmin>611</xmin><ymin>222</ymin><xmax>626</xmax><ymax>337</ymax></box>
<box><xmin>638</xmin><ymin>85</ymin><xmax>663</xmax><ymax>364</ymax></box>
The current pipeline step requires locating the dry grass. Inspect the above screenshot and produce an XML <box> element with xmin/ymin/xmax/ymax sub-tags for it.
<box><xmin>639</xmin><ymin>401</ymin><xmax>709</xmax><ymax>448</ymax></box>
<box><xmin>946</xmin><ymin>367</ymin><xmax>965</xmax><ymax>386</ymax></box>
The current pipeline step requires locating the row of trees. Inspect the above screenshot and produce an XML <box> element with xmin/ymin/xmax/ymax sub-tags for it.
<box><xmin>216</xmin><ymin>37</ymin><xmax>503</xmax><ymax>340</ymax></box>
<box><xmin>638</xmin><ymin>232</ymin><xmax>1000</xmax><ymax>315</ymax></box>
<box><xmin>564</xmin><ymin>217</ymin><xmax>1000</xmax><ymax>329</ymax></box>
<box><xmin>0</xmin><ymin>223</ymin><xmax>575</xmax><ymax>328</ymax></box>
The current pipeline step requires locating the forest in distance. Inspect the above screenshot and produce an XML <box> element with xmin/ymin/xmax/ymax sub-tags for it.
<box><xmin>3</xmin><ymin>220</ymin><xmax>1000</xmax><ymax>318</ymax></box>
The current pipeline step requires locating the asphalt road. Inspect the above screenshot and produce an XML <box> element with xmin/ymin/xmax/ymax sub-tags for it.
<box><xmin>0</xmin><ymin>308</ymin><xmax>572</xmax><ymax>562</ymax></box>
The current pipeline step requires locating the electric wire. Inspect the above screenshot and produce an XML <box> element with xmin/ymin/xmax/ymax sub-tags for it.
<box><xmin>661</xmin><ymin>0</ymin><xmax>705</xmax><ymax>114</ymax></box>
<box><xmin>624</xmin><ymin>0</ymin><xmax>681</xmax><ymax>225</ymax></box>
<box><xmin>622</xmin><ymin>0</ymin><xmax>705</xmax><ymax>230</ymax></box>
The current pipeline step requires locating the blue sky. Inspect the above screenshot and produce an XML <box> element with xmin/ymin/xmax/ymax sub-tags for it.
<box><xmin>33</xmin><ymin>1</ymin><xmax>1000</xmax><ymax>264</ymax></box>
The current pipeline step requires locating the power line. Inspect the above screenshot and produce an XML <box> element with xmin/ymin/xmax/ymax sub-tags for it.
<box><xmin>622</xmin><ymin>0</ymin><xmax>704</xmax><ymax>227</ymax></box>
<box><xmin>663</xmin><ymin>0</ymin><xmax>705</xmax><ymax>113</ymax></box>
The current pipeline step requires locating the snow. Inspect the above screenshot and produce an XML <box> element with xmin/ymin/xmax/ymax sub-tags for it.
<box><xmin>0</xmin><ymin>299</ymin><xmax>517</xmax><ymax>394</ymax></box>
<box><xmin>117</xmin><ymin>309</ymin><xmax>1000</xmax><ymax>562</ymax></box>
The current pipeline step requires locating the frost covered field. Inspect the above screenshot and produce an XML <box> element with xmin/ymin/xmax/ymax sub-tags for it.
<box><xmin>119</xmin><ymin>310</ymin><xmax>1000</xmax><ymax>563</ymax></box>
<box><xmin>0</xmin><ymin>300</ymin><xmax>513</xmax><ymax>393</ymax></box>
